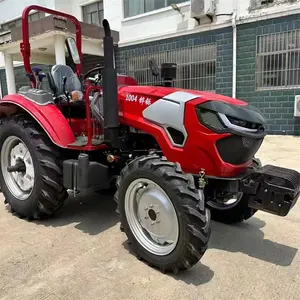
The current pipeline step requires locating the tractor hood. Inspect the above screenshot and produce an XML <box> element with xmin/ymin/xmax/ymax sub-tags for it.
<box><xmin>163</xmin><ymin>88</ymin><xmax>247</xmax><ymax>106</ymax></box>
<box><xmin>120</xmin><ymin>85</ymin><xmax>247</xmax><ymax>106</ymax></box>
<box><xmin>119</xmin><ymin>85</ymin><xmax>267</xmax><ymax>133</ymax></box>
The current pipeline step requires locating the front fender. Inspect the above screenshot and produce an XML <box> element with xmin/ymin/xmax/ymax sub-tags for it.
<box><xmin>0</xmin><ymin>94</ymin><xmax>75</xmax><ymax>148</ymax></box>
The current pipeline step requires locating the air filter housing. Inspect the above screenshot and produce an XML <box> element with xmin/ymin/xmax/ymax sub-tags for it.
<box><xmin>161</xmin><ymin>63</ymin><xmax>177</xmax><ymax>81</ymax></box>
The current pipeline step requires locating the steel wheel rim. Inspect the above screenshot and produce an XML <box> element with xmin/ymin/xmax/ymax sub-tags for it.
<box><xmin>1</xmin><ymin>136</ymin><xmax>35</xmax><ymax>201</ymax></box>
<box><xmin>208</xmin><ymin>192</ymin><xmax>243</xmax><ymax>210</ymax></box>
<box><xmin>124</xmin><ymin>178</ymin><xmax>179</xmax><ymax>256</ymax></box>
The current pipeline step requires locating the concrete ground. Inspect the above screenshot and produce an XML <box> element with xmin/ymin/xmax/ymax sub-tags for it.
<box><xmin>0</xmin><ymin>135</ymin><xmax>300</xmax><ymax>300</ymax></box>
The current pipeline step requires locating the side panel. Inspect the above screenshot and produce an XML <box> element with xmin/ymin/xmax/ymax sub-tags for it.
<box><xmin>118</xmin><ymin>88</ymin><xmax>251</xmax><ymax>177</ymax></box>
<box><xmin>142</xmin><ymin>91</ymin><xmax>199</xmax><ymax>148</ymax></box>
<box><xmin>0</xmin><ymin>94</ymin><xmax>75</xmax><ymax>148</ymax></box>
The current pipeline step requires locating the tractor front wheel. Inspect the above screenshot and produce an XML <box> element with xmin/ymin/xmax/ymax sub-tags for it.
<box><xmin>115</xmin><ymin>155</ymin><xmax>211</xmax><ymax>273</ymax></box>
<box><xmin>206</xmin><ymin>192</ymin><xmax>256</xmax><ymax>224</ymax></box>
<box><xmin>0</xmin><ymin>115</ymin><xmax>68</xmax><ymax>220</ymax></box>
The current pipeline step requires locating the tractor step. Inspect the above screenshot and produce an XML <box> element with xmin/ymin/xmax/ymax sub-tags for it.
<box><xmin>68</xmin><ymin>136</ymin><xmax>104</xmax><ymax>147</ymax></box>
<box><xmin>63</xmin><ymin>154</ymin><xmax>110</xmax><ymax>193</ymax></box>
<box><xmin>240</xmin><ymin>164</ymin><xmax>300</xmax><ymax>216</ymax></box>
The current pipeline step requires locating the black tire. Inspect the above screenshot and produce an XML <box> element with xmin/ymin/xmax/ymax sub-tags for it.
<box><xmin>115</xmin><ymin>155</ymin><xmax>211</xmax><ymax>273</ymax></box>
<box><xmin>0</xmin><ymin>114</ymin><xmax>68</xmax><ymax>220</ymax></box>
<box><xmin>208</xmin><ymin>194</ymin><xmax>257</xmax><ymax>224</ymax></box>
<box><xmin>207</xmin><ymin>158</ymin><xmax>262</xmax><ymax>224</ymax></box>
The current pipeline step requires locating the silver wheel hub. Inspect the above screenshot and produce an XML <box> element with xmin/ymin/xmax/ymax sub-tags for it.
<box><xmin>216</xmin><ymin>194</ymin><xmax>241</xmax><ymax>205</ymax></box>
<box><xmin>125</xmin><ymin>178</ymin><xmax>179</xmax><ymax>256</ymax></box>
<box><xmin>1</xmin><ymin>136</ymin><xmax>35</xmax><ymax>200</ymax></box>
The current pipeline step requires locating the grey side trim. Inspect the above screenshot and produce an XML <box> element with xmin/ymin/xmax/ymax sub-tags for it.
<box><xmin>218</xmin><ymin>113</ymin><xmax>257</xmax><ymax>133</ymax></box>
<box><xmin>142</xmin><ymin>91</ymin><xmax>199</xmax><ymax>148</ymax></box>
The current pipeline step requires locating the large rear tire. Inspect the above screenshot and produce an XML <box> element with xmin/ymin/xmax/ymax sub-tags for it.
<box><xmin>207</xmin><ymin>158</ymin><xmax>262</xmax><ymax>224</ymax></box>
<box><xmin>0</xmin><ymin>114</ymin><xmax>68</xmax><ymax>220</ymax></box>
<box><xmin>115</xmin><ymin>155</ymin><xmax>211</xmax><ymax>273</ymax></box>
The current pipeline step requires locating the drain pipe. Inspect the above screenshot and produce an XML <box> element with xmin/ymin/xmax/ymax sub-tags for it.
<box><xmin>232</xmin><ymin>10</ymin><xmax>237</xmax><ymax>98</ymax></box>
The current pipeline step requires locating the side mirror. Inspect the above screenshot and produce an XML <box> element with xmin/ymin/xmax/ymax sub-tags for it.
<box><xmin>149</xmin><ymin>58</ymin><xmax>160</xmax><ymax>77</ymax></box>
<box><xmin>65</xmin><ymin>37</ymin><xmax>81</xmax><ymax>64</ymax></box>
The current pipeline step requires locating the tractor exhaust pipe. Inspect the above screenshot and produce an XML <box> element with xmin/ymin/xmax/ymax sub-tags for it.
<box><xmin>102</xmin><ymin>19</ymin><xmax>119</xmax><ymax>148</ymax></box>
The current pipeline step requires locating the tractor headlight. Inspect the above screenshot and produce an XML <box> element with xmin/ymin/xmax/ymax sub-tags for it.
<box><xmin>226</xmin><ymin>116</ymin><xmax>247</xmax><ymax>128</ymax></box>
<box><xmin>196</xmin><ymin>107</ymin><xmax>225</xmax><ymax>131</ymax></box>
<box><xmin>195</xmin><ymin>101</ymin><xmax>266</xmax><ymax>134</ymax></box>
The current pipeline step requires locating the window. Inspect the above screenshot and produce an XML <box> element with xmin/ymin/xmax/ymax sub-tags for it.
<box><xmin>0</xmin><ymin>12</ymin><xmax>45</xmax><ymax>33</ymax></box>
<box><xmin>125</xmin><ymin>43</ymin><xmax>216</xmax><ymax>92</ymax></box>
<box><xmin>256</xmin><ymin>30</ymin><xmax>300</xmax><ymax>89</ymax></box>
<box><xmin>250</xmin><ymin>0</ymin><xmax>298</xmax><ymax>11</ymax></box>
<box><xmin>82</xmin><ymin>1</ymin><xmax>104</xmax><ymax>26</ymax></box>
<box><xmin>251</xmin><ymin>0</ymin><xmax>274</xmax><ymax>9</ymax></box>
<box><xmin>124</xmin><ymin>0</ymin><xmax>186</xmax><ymax>18</ymax></box>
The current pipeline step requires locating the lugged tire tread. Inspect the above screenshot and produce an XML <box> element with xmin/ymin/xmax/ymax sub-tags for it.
<box><xmin>114</xmin><ymin>154</ymin><xmax>211</xmax><ymax>273</ymax></box>
<box><xmin>0</xmin><ymin>114</ymin><xmax>68</xmax><ymax>220</ymax></box>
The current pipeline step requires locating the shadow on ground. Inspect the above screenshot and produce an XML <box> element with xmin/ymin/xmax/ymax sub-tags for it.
<box><xmin>170</xmin><ymin>217</ymin><xmax>298</xmax><ymax>286</ymax></box>
<box><xmin>122</xmin><ymin>240</ymin><xmax>215</xmax><ymax>286</ymax></box>
<box><xmin>209</xmin><ymin>217</ymin><xmax>298</xmax><ymax>267</ymax></box>
<box><xmin>33</xmin><ymin>191</ymin><xmax>119</xmax><ymax>236</ymax></box>
<box><xmin>28</xmin><ymin>193</ymin><xmax>298</xmax><ymax>286</ymax></box>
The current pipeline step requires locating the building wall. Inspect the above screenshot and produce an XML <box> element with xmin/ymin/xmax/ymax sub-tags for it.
<box><xmin>53</xmin><ymin>0</ymin><xmax>73</xmax><ymax>15</ymax></box>
<box><xmin>0</xmin><ymin>0</ymin><xmax>122</xmax><ymax>28</ymax></box>
<box><xmin>236</xmin><ymin>14</ymin><xmax>300</xmax><ymax>135</ymax></box>
<box><xmin>119</xmin><ymin>1</ymin><xmax>233</xmax><ymax>46</ymax></box>
<box><xmin>116</xmin><ymin>0</ymin><xmax>300</xmax><ymax>46</ymax></box>
<box><xmin>0</xmin><ymin>0</ymin><xmax>47</xmax><ymax>23</ymax></box>
<box><xmin>0</xmin><ymin>1</ymin><xmax>300</xmax><ymax>42</ymax></box>
<box><xmin>38</xmin><ymin>0</ymin><xmax>123</xmax><ymax>32</ymax></box>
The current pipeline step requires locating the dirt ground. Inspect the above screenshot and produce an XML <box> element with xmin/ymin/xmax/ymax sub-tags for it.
<box><xmin>0</xmin><ymin>135</ymin><xmax>300</xmax><ymax>300</ymax></box>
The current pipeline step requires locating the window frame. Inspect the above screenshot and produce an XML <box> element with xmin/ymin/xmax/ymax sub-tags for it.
<box><xmin>255</xmin><ymin>30</ymin><xmax>300</xmax><ymax>90</ymax></box>
<box><xmin>82</xmin><ymin>0</ymin><xmax>104</xmax><ymax>26</ymax></box>
<box><xmin>123</xmin><ymin>0</ymin><xmax>187</xmax><ymax>19</ymax></box>
<box><xmin>125</xmin><ymin>43</ymin><xmax>217</xmax><ymax>92</ymax></box>
<box><xmin>249</xmin><ymin>0</ymin><xmax>298</xmax><ymax>11</ymax></box>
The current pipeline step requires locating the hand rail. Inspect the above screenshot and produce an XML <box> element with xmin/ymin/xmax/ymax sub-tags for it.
<box><xmin>85</xmin><ymin>85</ymin><xmax>103</xmax><ymax>147</ymax></box>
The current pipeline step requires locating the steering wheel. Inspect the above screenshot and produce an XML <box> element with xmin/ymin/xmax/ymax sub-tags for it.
<box><xmin>83</xmin><ymin>65</ymin><xmax>104</xmax><ymax>88</ymax></box>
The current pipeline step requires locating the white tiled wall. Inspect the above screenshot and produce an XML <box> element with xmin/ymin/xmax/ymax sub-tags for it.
<box><xmin>1</xmin><ymin>0</ymin><xmax>300</xmax><ymax>45</ymax></box>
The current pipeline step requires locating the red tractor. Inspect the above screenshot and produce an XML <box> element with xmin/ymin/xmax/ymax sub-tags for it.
<box><xmin>0</xmin><ymin>5</ymin><xmax>299</xmax><ymax>273</ymax></box>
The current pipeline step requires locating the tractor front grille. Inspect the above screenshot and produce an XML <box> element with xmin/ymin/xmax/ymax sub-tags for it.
<box><xmin>216</xmin><ymin>135</ymin><xmax>263</xmax><ymax>165</ymax></box>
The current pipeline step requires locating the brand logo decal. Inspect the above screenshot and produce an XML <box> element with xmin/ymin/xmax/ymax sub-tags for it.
<box><xmin>125</xmin><ymin>94</ymin><xmax>152</xmax><ymax>106</ymax></box>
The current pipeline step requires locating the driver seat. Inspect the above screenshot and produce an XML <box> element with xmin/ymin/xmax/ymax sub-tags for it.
<box><xmin>48</xmin><ymin>64</ymin><xmax>82</xmax><ymax>97</ymax></box>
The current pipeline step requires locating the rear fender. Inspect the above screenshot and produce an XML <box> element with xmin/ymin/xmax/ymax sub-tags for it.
<box><xmin>0</xmin><ymin>94</ymin><xmax>75</xmax><ymax>148</ymax></box>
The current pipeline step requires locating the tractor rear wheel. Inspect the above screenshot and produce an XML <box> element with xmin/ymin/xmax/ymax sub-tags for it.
<box><xmin>0</xmin><ymin>114</ymin><xmax>68</xmax><ymax>220</ymax></box>
<box><xmin>207</xmin><ymin>158</ymin><xmax>262</xmax><ymax>224</ymax></box>
<box><xmin>115</xmin><ymin>155</ymin><xmax>211</xmax><ymax>273</ymax></box>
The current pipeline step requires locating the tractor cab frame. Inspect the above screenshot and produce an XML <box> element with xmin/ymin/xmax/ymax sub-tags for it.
<box><xmin>1</xmin><ymin>5</ymin><xmax>136</xmax><ymax>152</ymax></box>
<box><xmin>21</xmin><ymin>5</ymin><xmax>83</xmax><ymax>83</ymax></box>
